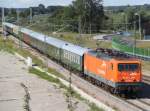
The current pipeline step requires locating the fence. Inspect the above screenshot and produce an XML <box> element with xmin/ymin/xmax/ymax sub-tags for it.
<box><xmin>112</xmin><ymin>37</ymin><xmax>150</xmax><ymax>59</ymax></box>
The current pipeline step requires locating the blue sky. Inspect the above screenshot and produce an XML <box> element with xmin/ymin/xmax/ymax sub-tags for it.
<box><xmin>0</xmin><ymin>0</ymin><xmax>150</xmax><ymax>8</ymax></box>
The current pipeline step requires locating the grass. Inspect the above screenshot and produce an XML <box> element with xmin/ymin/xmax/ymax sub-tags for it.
<box><xmin>142</xmin><ymin>61</ymin><xmax>150</xmax><ymax>71</ymax></box>
<box><xmin>136</xmin><ymin>42</ymin><xmax>150</xmax><ymax>48</ymax></box>
<box><xmin>0</xmin><ymin>37</ymin><xmax>15</xmax><ymax>54</ymax></box>
<box><xmin>88</xmin><ymin>103</ymin><xmax>104</xmax><ymax>111</ymax></box>
<box><xmin>29</xmin><ymin>68</ymin><xmax>60</xmax><ymax>84</ymax></box>
<box><xmin>48</xmin><ymin>67</ymin><xmax>65</xmax><ymax>79</ymax></box>
<box><xmin>17</xmin><ymin>48</ymin><xmax>45</xmax><ymax>68</ymax></box>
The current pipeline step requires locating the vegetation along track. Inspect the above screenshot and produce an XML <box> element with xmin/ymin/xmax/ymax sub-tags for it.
<box><xmin>6</xmin><ymin>35</ymin><xmax>150</xmax><ymax>111</ymax></box>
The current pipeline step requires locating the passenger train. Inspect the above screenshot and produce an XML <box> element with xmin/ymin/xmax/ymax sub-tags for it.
<box><xmin>3</xmin><ymin>22</ymin><xmax>142</xmax><ymax>93</ymax></box>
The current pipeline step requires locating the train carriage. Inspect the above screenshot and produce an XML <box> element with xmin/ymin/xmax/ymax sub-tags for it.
<box><xmin>61</xmin><ymin>43</ymin><xmax>88</xmax><ymax>71</ymax></box>
<box><xmin>3</xmin><ymin>22</ymin><xmax>20</xmax><ymax>38</ymax></box>
<box><xmin>21</xmin><ymin>28</ymin><xmax>44</xmax><ymax>50</ymax></box>
<box><xmin>46</xmin><ymin>37</ymin><xmax>66</xmax><ymax>61</ymax></box>
<box><xmin>20</xmin><ymin>28</ymin><xmax>32</xmax><ymax>44</ymax></box>
<box><xmin>3</xmin><ymin>22</ymin><xmax>15</xmax><ymax>34</ymax></box>
<box><xmin>21</xmin><ymin>28</ymin><xmax>67</xmax><ymax>61</ymax></box>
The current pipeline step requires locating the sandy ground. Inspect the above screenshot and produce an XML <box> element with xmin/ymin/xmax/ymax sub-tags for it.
<box><xmin>0</xmin><ymin>51</ymin><xmax>89</xmax><ymax>111</ymax></box>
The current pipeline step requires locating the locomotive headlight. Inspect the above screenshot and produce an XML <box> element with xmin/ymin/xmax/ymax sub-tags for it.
<box><xmin>121</xmin><ymin>79</ymin><xmax>125</xmax><ymax>82</ymax></box>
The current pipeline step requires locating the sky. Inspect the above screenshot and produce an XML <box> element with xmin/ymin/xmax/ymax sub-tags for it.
<box><xmin>0</xmin><ymin>0</ymin><xmax>150</xmax><ymax>8</ymax></box>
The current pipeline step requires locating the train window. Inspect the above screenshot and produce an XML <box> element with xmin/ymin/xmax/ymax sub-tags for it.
<box><xmin>67</xmin><ymin>52</ymin><xmax>68</xmax><ymax>58</ymax></box>
<box><xmin>74</xmin><ymin>57</ymin><xmax>76</xmax><ymax>63</ymax></box>
<box><xmin>79</xmin><ymin>57</ymin><xmax>80</xmax><ymax>64</ymax></box>
<box><xmin>118</xmin><ymin>64</ymin><xmax>124</xmax><ymax>71</ymax></box>
<box><xmin>73</xmin><ymin>55</ymin><xmax>75</xmax><ymax>62</ymax></box>
<box><xmin>70</xmin><ymin>54</ymin><xmax>72</xmax><ymax>61</ymax></box>
<box><xmin>75</xmin><ymin>55</ymin><xmax>77</xmax><ymax>63</ymax></box>
<box><xmin>64</xmin><ymin>51</ymin><xmax>66</xmax><ymax>58</ymax></box>
<box><xmin>125</xmin><ymin>64</ymin><xmax>129</xmax><ymax>71</ymax></box>
<box><xmin>75</xmin><ymin>58</ymin><xmax>77</xmax><ymax>63</ymax></box>
<box><xmin>129</xmin><ymin>64</ymin><xmax>139</xmax><ymax>71</ymax></box>
<box><xmin>118</xmin><ymin>64</ymin><xmax>139</xmax><ymax>71</ymax></box>
<box><xmin>68</xmin><ymin>52</ymin><xmax>71</xmax><ymax>60</ymax></box>
<box><xmin>76</xmin><ymin>57</ymin><xmax>78</xmax><ymax>63</ymax></box>
<box><xmin>57</xmin><ymin>50</ymin><xmax>59</xmax><ymax>55</ymax></box>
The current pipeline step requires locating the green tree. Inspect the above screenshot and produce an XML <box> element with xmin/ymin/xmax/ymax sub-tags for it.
<box><xmin>38</xmin><ymin>4</ymin><xmax>45</xmax><ymax>14</ymax></box>
<box><xmin>48</xmin><ymin>0</ymin><xmax>104</xmax><ymax>33</ymax></box>
<box><xmin>72</xmin><ymin>0</ymin><xmax>104</xmax><ymax>33</ymax></box>
<box><xmin>125</xmin><ymin>6</ymin><xmax>136</xmax><ymax>29</ymax></box>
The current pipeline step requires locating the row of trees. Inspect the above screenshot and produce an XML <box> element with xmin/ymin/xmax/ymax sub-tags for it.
<box><xmin>1</xmin><ymin>0</ymin><xmax>150</xmax><ymax>34</ymax></box>
<box><xmin>48</xmin><ymin>0</ymin><xmax>150</xmax><ymax>34</ymax></box>
<box><xmin>48</xmin><ymin>0</ymin><xmax>105</xmax><ymax>33</ymax></box>
<box><xmin>107</xmin><ymin>6</ymin><xmax>150</xmax><ymax>33</ymax></box>
<box><xmin>0</xmin><ymin>4</ymin><xmax>63</xmax><ymax>22</ymax></box>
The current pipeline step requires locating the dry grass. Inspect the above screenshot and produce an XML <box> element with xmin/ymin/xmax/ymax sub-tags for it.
<box><xmin>142</xmin><ymin>61</ymin><xmax>150</xmax><ymax>71</ymax></box>
<box><xmin>136</xmin><ymin>42</ymin><xmax>150</xmax><ymax>48</ymax></box>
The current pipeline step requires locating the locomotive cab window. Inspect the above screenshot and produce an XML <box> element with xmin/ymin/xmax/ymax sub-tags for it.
<box><xmin>118</xmin><ymin>64</ymin><xmax>124</xmax><ymax>71</ymax></box>
<box><xmin>118</xmin><ymin>64</ymin><xmax>139</xmax><ymax>71</ymax></box>
<box><xmin>129</xmin><ymin>64</ymin><xmax>139</xmax><ymax>71</ymax></box>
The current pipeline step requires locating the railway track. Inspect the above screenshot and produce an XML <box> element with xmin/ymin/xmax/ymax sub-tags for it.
<box><xmin>138</xmin><ymin>99</ymin><xmax>150</xmax><ymax>107</ymax></box>
<box><xmin>143</xmin><ymin>75</ymin><xmax>150</xmax><ymax>84</ymax></box>
<box><xmin>7</xmin><ymin>35</ymin><xmax>150</xmax><ymax>111</ymax></box>
<box><xmin>125</xmin><ymin>99</ymin><xmax>150</xmax><ymax>111</ymax></box>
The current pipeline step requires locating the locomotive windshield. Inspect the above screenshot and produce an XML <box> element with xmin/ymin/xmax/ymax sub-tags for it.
<box><xmin>118</xmin><ymin>64</ymin><xmax>139</xmax><ymax>71</ymax></box>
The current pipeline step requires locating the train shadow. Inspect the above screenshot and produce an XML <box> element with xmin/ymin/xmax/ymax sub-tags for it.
<box><xmin>137</xmin><ymin>82</ymin><xmax>150</xmax><ymax>99</ymax></box>
<box><xmin>126</xmin><ymin>82</ymin><xmax>150</xmax><ymax>99</ymax></box>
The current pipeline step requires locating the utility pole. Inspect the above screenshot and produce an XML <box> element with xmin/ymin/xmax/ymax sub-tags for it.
<box><xmin>2</xmin><ymin>7</ymin><xmax>6</xmax><ymax>46</ymax></box>
<box><xmin>78</xmin><ymin>16</ymin><xmax>82</xmax><ymax>38</ymax></box>
<box><xmin>89</xmin><ymin>4</ymin><xmax>92</xmax><ymax>36</ymax></box>
<box><xmin>2</xmin><ymin>8</ymin><xmax>5</xmax><ymax>23</ymax></box>
<box><xmin>133</xmin><ymin>21</ymin><xmax>136</xmax><ymax>56</ymax></box>
<box><xmin>17</xmin><ymin>9</ymin><xmax>22</xmax><ymax>49</ymax></box>
<box><xmin>122</xmin><ymin>13</ymin><xmax>128</xmax><ymax>32</ymax></box>
<box><xmin>2</xmin><ymin>8</ymin><xmax>5</xmax><ymax>34</ymax></box>
<box><xmin>135</xmin><ymin>13</ymin><xmax>142</xmax><ymax>40</ymax></box>
<box><xmin>2</xmin><ymin>7</ymin><xmax>7</xmax><ymax>41</ymax></box>
<box><xmin>30</xmin><ymin>7</ymin><xmax>32</xmax><ymax>24</ymax></box>
<box><xmin>125</xmin><ymin>15</ymin><xmax>128</xmax><ymax>32</ymax></box>
<box><xmin>139</xmin><ymin>14</ymin><xmax>142</xmax><ymax>40</ymax></box>
<box><xmin>44</xmin><ymin>35</ymin><xmax>48</xmax><ymax>71</ymax></box>
<box><xmin>77</xmin><ymin>16</ymin><xmax>82</xmax><ymax>45</ymax></box>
